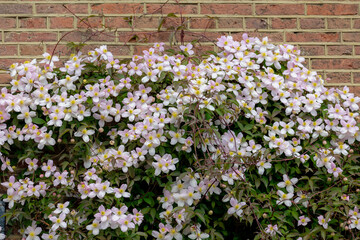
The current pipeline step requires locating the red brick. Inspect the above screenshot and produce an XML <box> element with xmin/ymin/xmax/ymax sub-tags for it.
<box><xmin>36</xmin><ymin>4</ymin><xmax>88</xmax><ymax>14</ymax></box>
<box><xmin>133</xmin><ymin>45</ymin><xmax>154</xmax><ymax>55</ymax></box>
<box><xmin>5</xmin><ymin>32</ymin><xmax>57</xmax><ymax>42</ymax></box>
<box><xmin>353</xmin><ymin>19</ymin><xmax>360</xmax><ymax>29</ymax></box>
<box><xmin>148</xmin><ymin>4</ymin><xmax>197</xmax><ymax>14</ymax></box>
<box><xmin>92</xmin><ymin>3</ymin><xmax>143</xmax><ymax>14</ymax></box>
<box><xmin>0</xmin><ymin>17</ymin><xmax>16</xmax><ymax>29</ymax></box>
<box><xmin>232</xmin><ymin>32</ymin><xmax>284</xmax><ymax>42</ymax></box>
<box><xmin>299</xmin><ymin>46</ymin><xmax>325</xmax><ymax>56</ymax></box>
<box><xmin>0</xmin><ymin>3</ymin><xmax>32</xmax><ymax>14</ymax></box>
<box><xmin>312</xmin><ymin>58</ymin><xmax>360</xmax><ymax>69</ymax></box>
<box><xmin>50</xmin><ymin>17</ymin><xmax>74</xmax><ymax>29</ymax></box>
<box><xmin>20</xmin><ymin>44</ymin><xmax>44</xmax><ymax>55</ymax></box>
<box><xmin>161</xmin><ymin>18</ymin><xmax>183</xmax><ymax>29</ymax></box>
<box><xmin>256</xmin><ymin>4</ymin><xmax>304</xmax><ymax>15</ymax></box>
<box><xmin>327</xmin><ymin>18</ymin><xmax>351</xmax><ymax>29</ymax></box>
<box><xmin>201</xmin><ymin>4</ymin><xmax>252</xmax><ymax>15</ymax></box>
<box><xmin>0</xmin><ymin>45</ymin><xmax>17</xmax><ymax>56</ymax></box>
<box><xmin>77</xmin><ymin>17</ymin><xmax>103</xmax><ymax>29</ymax></box>
<box><xmin>286</xmin><ymin>32</ymin><xmax>340</xmax><ymax>42</ymax></box>
<box><xmin>355</xmin><ymin>46</ymin><xmax>360</xmax><ymax>55</ymax></box>
<box><xmin>0</xmin><ymin>73</ymin><xmax>12</xmax><ymax>84</ymax></box>
<box><xmin>104</xmin><ymin>17</ymin><xmax>129</xmax><ymax>29</ymax></box>
<box><xmin>19</xmin><ymin>18</ymin><xmax>46</xmax><ymax>29</ymax></box>
<box><xmin>245</xmin><ymin>18</ymin><xmax>268</xmax><ymax>29</ymax></box>
<box><xmin>107</xmin><ymin>45</ymin><xmax>132</xmax><ymax>56</ymax></box>
<box><xmin>46</xmin><ymin>44</ymin><xmax>74</xmax><ymax>57</ymax></box>
<box><xmin>343</xmin><ymin>32</ymin><xmax>360</xmax><ymax>42</ymax></box>
<box><xmin>300</xmin><ymin>18</ymin><xmax>325</xmax><ymax>29</ymax></box>
<box><xmin>328</xmin><ymin>45</ymin><xmax>353</xmax><ymax>55</ymax></box>
<box><xmin>271</xmin><ymin>18</ymin><xmax>297</xmax><ymax>29</ymax></box>
<box><xmin>190</xmin><ymin>18</ymin><xmax>216</xmax><ymax>29</ymax></box>
<box><xmin>325</xmin><ymin>72</ymin><xmax>352</xmax><ymax>84</ymax></box>
<box><xmin>353</xmin><ymin>72</ymin><xmax>360</xmax><ymax>83</ymax></box>
<box><xmin>120</xmin><ymin>31</ymin><xmax>171</xmax><ymax>43</ymax></box>
<box><xmin>307</xmin><ymin>4</ymin><xmax>358</xmax><ymax>15</ymax></box>
<box><xmin>218</xmin><ymin>18</ymin><xmax>243</xmax><ymax>29</ymax></box>
<box><xmin>60</xmin><ymin>30</ymin><xmax>116</xmax><ymax>42</ymax></box>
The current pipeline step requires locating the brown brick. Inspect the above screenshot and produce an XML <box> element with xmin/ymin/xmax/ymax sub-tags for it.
<box><xmin>77</xmin><ymin>17</ymin><xmax>103</xmax><ymax>29</ymax></box>
<box><xmin>92</xmin><ymin>3</ymin><xmax>143</xmax><ymax>14</ymax></box>
<box><xmin>148</xmin><ymin>4</ymin><xmax>197</xmax><ymax>14</ymax></box>
<box><xmin>218</xmin><ymin>18</ymin><xmax>243</xmax><ymax>29</ymax></box>
<box><xmin>271</xmin><ymin>18</ymin><xmax>297</xmax><ymax>29</ymax></box>
<box><xmin>104</xmin><ymin>17</ymin><xmax>129</xmax><ymax>29</ymax></box>
<box><xmin>300</xmin><ymin>18</ymin><xmax>325</xmax><ymax>29</ymax></box>
<box><xmin>107</xmin><ymin>45</ymin><xmax>132</xmax><ymax>56</ymax></box>
<box><xmin>328</xmin><ymin>45</ymin><xmax>353</xmax><ymax>55</ymax></box>
<box><xmin>246</xmin><ymin>18</ymin><xmax>268</xmax><ymax>29</ymax></box>
<box><xmin>256</xmin><ymin>4</ymin><xmax>304</xmax><ymax>15</ymax></box>
<box><xmin>307</xmin><ymin>4</ymin><xmax>358</xmax><ymax>15</ymax></box>
<box><xmin>60</xmin><ymin>30</ymin><xmax>116</xmax><ymax>42</ymax></box>
<box><xmin>181</xmin><ymin>31</ymin><xmax>226</xmax><ymax>43</ymax></box>
<box><xmin>0</xmin><ymin>17</ymin><xmax>16</xmax><ymax>29</ymax></box>
<box><xmin>343</xmin><ymin>32</ymin><xmax>360</xmax><ymax>42</ymax></box>
<box><xmin>299</xmin><ymin>46</ymin><xmax>325</xmax><ymax>56</ymax></box>
<box><xmin>190</xmin><ymin>18</ymin><xmax>216</xmax><ymax>29</ymax></box>
<box><xmin>0</xmin><ymin>45</ymin><xmax>17</xmax><ymax>56</ymax></box>
<box><xmin>325</xmin><ymin>72</ymin><xmax>352</xmax><ymax>84</ymax></box>
<box><xmin>46</xmin><ymin>44</ymin><xmax>74</xmax><ymax>56</ymax></box>
<box><xmin>50</xmin><ymin>17</ymin><xmax>74</xmax><ymax>29</ymax></box>
<box><xmin>312</xmin><ymin>58</ymin><xmax>360</xmax><ymax>69</ymax></box>
<box><xmin>162</xmin><ymin>18</ymin><xmax>184</xmax><ymax>29</ymax></box>
<box><xmin>133</xmin><ymin>45</ymin><xmax>154</xmax><ymax>55</ymax></box>
<box><xmin>20</xmin><ymin>44</ymin><xmax>44</xmax><ymax>55</ymax></box>
<box><xmin>133</xmin><ymin>17</ymin><xmax>158</xmax><ymax>29</ymax></box>
<box><xmin>36</xmin><ymin>4</ymin><xmax>88</xmax><ymax>14</ymax></box>
<box><xmin>5</xmin><ymin>32</ymin><xmax>57</xmax><ymax>42</ymax></box>
<box><xmin>201</xmin><ymin>4</ymin><xmax>252</xmax><ymax>15</ymax></box>
<box><xmin>0</xmin><ymin>3</ymin><xmax>32</xmax><ymax>14</ymax></box>
<box><xmin>19</xmin><ymin>17</ymin><xmax>47</xmax><ymax>29</ymax></box>
<box><xmin>286</xmin><ymin>32</ymin><xmax>340</xmax><ymax>42</ymax></box>
<box><xmin>327</xmin><ymin>18</ymin><xmax>351</xmax><ymax>29</ymax></box>
<box><xmin>0</xmin><ymin>73</ymin><xmax>12</xmax><ymax>84</ymax></box>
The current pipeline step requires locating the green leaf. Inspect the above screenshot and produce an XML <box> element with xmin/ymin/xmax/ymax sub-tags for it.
<box><xmin>32</xmin><ymin>117</ymin><xmax>46</xmax><ymax>125</ymax></box>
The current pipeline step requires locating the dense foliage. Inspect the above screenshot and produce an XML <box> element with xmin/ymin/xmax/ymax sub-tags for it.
<box><xmin>1</xmin><ymin>34</ymin><xmax>360</xmax><ymax>240</ymax></box>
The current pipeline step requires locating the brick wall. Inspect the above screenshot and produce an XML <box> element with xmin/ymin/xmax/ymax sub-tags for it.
<box><xmin>0</xmin><ymin>0</ymin><xmax>359</xmax><ymax>91</ymax></box>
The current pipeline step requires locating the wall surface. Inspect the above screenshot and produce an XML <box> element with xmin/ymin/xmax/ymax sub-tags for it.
<box><xmin>0</xmin><ymin>0</ymin><xmax>359</xmax><ymax>91</ymax></box>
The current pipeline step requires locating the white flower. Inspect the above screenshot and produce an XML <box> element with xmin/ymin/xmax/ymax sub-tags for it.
<box><xmin>256</xmin><ymin>160</ymin><xmax>271</xmax><ymax>175</ymax></box>
<box><xmin>277</xmin><ymin>174</ymin><xmax>298</xmax><ymax>193</ymax></box>
<box><xmin>276</xmin><ymin>190</ymin><xmax>293</xmax><ymax>207</ymax></box>
<box><xmin>74</xmin><ymin>127</ymin><xmax>95</xmax><ymax>142</ymax></box>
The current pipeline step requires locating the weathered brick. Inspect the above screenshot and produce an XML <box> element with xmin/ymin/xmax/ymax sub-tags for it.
<box><xmin>0</xmin><ymin>73</ymin><xmax>12</xmax><ymax>84</ymax></box>
<box><xmin>246</xmin><ymin>18</ymin><xmax>268</xmax><ymax>29</ymax></box>
<box><xmin>353</xmin><ymin>72</ymin><xmax>360</xmax><ymax>83</ymax></box>
<box><xmin>343</xmin><ymin>32</ymin><xmax>360</xmax><ymax>42</ymax></box>
<box><xmin>307</xmin><ymin>4</ymin><xmax>358</xmax><ymax>15</ymax></box>
<box><xmin>256</xmin><ymin>4</ymin><xmax>304</xmax><ymax>15</ymax></box>
<box><xmin>36</xmin><ymin>4</ymin><xmax>88</xmax><ymax>14</ymax></box>
<box><xmin>5</xmin><ymin>32</ymin><xmax>57</xmax><ymax>42</ymax></box>
<box><xmin>355</xmin><ymin>46</ymin><xmax>360</xmax><ymax>55</ymax></box>
<box><xmin>353</xmin><ymin>19</ymin><xmax>360</xmax><ymax>29</ymax></box>
<box><xmin>148</xmin><ymin>4</ymin><xmax>197</xmax><ymax>14</ymax></box>
<box><xmin>271</xmin><ymin>18</ymin><xmax>297</xmax><ymax>29</ymax></box>
<box><xmin>312</xmin><ymin>58</ymin><xmax>360</xmax><ymax>69</ymax></box>
<box><xmin>92</xmin><ymin>3</ymin><xmax>143</xmax><ymax>14</ymax></box>
<box><xmin>50</xmin><ymin>17</ymin><xmax>74</xmax><ymax>29</ymax></box>
<box><xmin>0</xmin><ymin>3</ymin><xmax>32</xmax><ymax>14</ymax></box>
<box><xmin>325</xmin><ymin>72</ymin><xmax>352</xmax><ymax>83</ymax></box>
<box><xmin>233</xmin><ymin>32</ymin><xmax>284</xmax><ymax>42</ymax></box>
<box><xmin>218</xmin><ymin>18</ymin><xmax>243</xmax><ymax>29</ymax></box>
<box><xmin>300</xmin><ymin>18</ymin><xmax>325</xmax><ymax>29</ymax></box>
<box><xmin>20</xmin><ymin>44</ymin><xmax>44</xmax><ymax>55</ymax></box>
<box><xmin>327</xmin><ymin>18</ymin><xmax>351</xmax><ymax>29</ymax></box>
<box><xmin>60</xmin><ymin>30</ymin><xmax>116</xmax><ymax>42</ymax></box>
<box><xmin>328</xmin><ymin>45</ymin><xmax>353</xmax><ymax>55</ymax></box>
<box><xmin>19</xmin><ymin>17</ymin><xmax>47</xmax><ymax>29</ymax></box>
<box><xmin>0</xmin><ymin>17</ymin><xmax>16</xmax><ymax>29</ymax></box>
<box><xmin>0</xmin><ymin>45</ymin><xmax>17</xmax><ymax>56</ymax></box>
<box><xmin>190</xmin><ymin>18</ymin><xmax>216</xmax><ymax>29</ymax></box>
<box><xmin>46</xmin><ymin>44</ymin><xmax>74</xmax><ymax>56</ymax></box>
<box><xmin>299</xmin><ymin>46</ymin><xmax>325</xmax><ymax>56</ymax></box>
<box><xmin>286</xmin><ymin>32</ymin><xmax>340</xmax><ymax>42</ymax></box>
<box><xmin>201</xmin><ymin>4</ymin><xmax>252</xmax><ymax>15</ymax></box>
<box><xmin>77</xmin><ymin>17</ymin><xmax>103</xmax><ymax>29</ymax></box>
<box><xmin>104</xmin><ymin>17</ymin><xmax>129</xmax><ymax>29</ymax></box>
<box><xmin>133</xmin><ymin>17</ymin><xmax>158</xmax><ymax>29</ymax></box>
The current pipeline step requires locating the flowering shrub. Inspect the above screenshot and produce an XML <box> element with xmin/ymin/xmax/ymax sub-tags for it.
<box><xmin>1</xmin><ymin>34</ymin><xmax>360</xmax><ymax>240</ymax></box>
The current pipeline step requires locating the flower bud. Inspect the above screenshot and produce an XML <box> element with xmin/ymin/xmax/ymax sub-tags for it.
<box><xmin>53</xmin><ymin>193</ymin><xmax>56</xmax><ymax>196</ymax></box>
<box><xmin>70</xmin><ymin>170</ymin><xmax>75</xmax><ymax>175</ymax></box>
<box><xmin>220</xmin><ymin>184</ymin><xmax>227</xmax><ymax>188</ymax></box>
<box><xmin>343</xmin><ymin>177</ymin><xmax>348</xmax><ymax>182</ymax></box>
<box><xmin>83</xmin><ymin>79</ymin><xmax>87</xmax><ymax>83</ymax></box>
<box><xmin>181</xmin><ymin>146</ymin><xmax>188</xmax><ymax>151</ymax></box>
<box><xmin>157</xmin><ymin>196</ymin><xmax>161</xmax><ymax>201</ymax></box>
<box><xmin>71</xmin><ymin>210</ymin><xmax>76</xmax><ymax>216</ymax></box>
<box><xmin>345</xmin><ymin>226</ymin><xmax>349</xmax><ymax>231</ymax></box>
<box><xmin>99</xmin><ymin>128</ymin><xmax>104</xmax><ymax>133</ymax></box>
<box><xmin>357</xmin><ymin>189</ymin><xmax>360</xmax><ymax>193</ymax></box>
<box><xmin>262</xmin><ymin>213</ymin><xmax>268</xmax><ymax>218</ymax></box>
<box><xmin>70</xmin><ymin>138</ymin><xmax>75</xmax><ymax>143</ymax></box>
<box><xmin>327</xmin><ymin>177</ymin><xmax>332</xmax><ymax>182</ymax></box>
<box><xmin>57</xmin><ymin>138</ymin><xmax>62</xmax><ymax>143</ymax></box>
<box><xmin>110</xmin><ymin>140</ymin><xmax>115</xmax><ymax>145</ymax></box>
<box><xmin>322</xmin><ymin>140</ymin><xmax>327</xmax><ymax>145</ymax></box>
<box><xmin>208</xmin><ymin>210</ymin><xmax>213</xmax><ymax>215</ymax></box>
<box><xmin>349</xmin><ymin>149</ymin><xmax>354</xmax><ymax>154</ymax></box>
<box><xmin>331</xmin><ymin>232</ymin><xmax>335</xmax><ymax>236</ymax></box>
<box><xmin>40</xmin><ymin>174</ymin><xmax>44</xmax><ymax>178</ymax></box>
